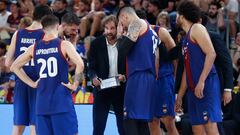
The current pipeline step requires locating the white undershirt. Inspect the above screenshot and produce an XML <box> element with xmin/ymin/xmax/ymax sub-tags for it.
<box><xmin>106</xmin><ymin>38</ymin><xmax>118</xmax><ymax>77</ymax></box>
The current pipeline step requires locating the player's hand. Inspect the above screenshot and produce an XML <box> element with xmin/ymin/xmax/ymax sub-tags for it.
<box><xmin>92</xmin><ymin>77</ymin><xmax>101</xmax><ymax>87</ymax></box>
<box><xmin>117</xmin><ymin>22</ymin><xmax>124</xmax><ymax>37</ymax></box>
<box><xmin>31</xmin><ymin>79</ymin><xmax>40</xmax><ymax>88</ymax></box>
<box><xmin>222</xmin><ymin>91</ymin><xmax>232</xmax><ymax>106</ymax></box>
<box><xmin>61</xmin><ymin>82</ymin><xmax>78</xmax><ymax>91</ymax></box>
<box><xmin>194</xmin><ymin>81</ymin><xmax>204</xmax><ymax>99</ymax></box>
<box><xmin>175</xmin><ymin>97</ymin><xmax>183</xmax><ymax>113</ymax></box>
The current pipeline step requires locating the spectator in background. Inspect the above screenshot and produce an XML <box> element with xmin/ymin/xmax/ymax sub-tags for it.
<box><xmin>147</xmin><ymin>0</ymin><xmax>161</xmax><ymax>25</ymax></box>
<box><xmin>79</xmin><ymin>0</ymin><xmax>107</xmax><ymax>39</ymax></box>
<box><xmin>7</xmin><ymin>1</ymin><xmax>23</xmax><ymax>37</ymax></box>
<box><xmin>206</xmin><ymin>1</ymin><xmax>225</xmax><ymax>35</ymax></box>
<box><xmin>223</xmin><ymin>0</ymin><xmax>239</xmax><ymax>48</ymax></box>
<box><xmin>156</xmin><ymin>11</ymin><xmax>171</xmax><ymax>31</ymax></box>
<box><xmin>18</xmin><ymin>16</ymin><xmax>33</xmax><ymax>29</ymax></box>
<box><xmin>233</xmin><ymin>33</ymin><xmax>240</xmax><ymax>66</ymax></box>
<box><xmin>0</xmin><ymin>56</ymin><xmax>11</xmax><ymax>85</ymax></box>
<box><xmin>0</xmin><ymin>0</ymin><xmax>11</xmax><ymax>44</ymax></box>
<box><xmin>191</xmin><ymin>0</ymin><xmax>214</xmax><ymax>12</ymax></box>
<box><xmin>141</xmin><ymin>0</ymin><xmax>149</xmax><ymax>11</ymax></box>
<box><xmin>53</xmin><ymin>0</ymin><xmax>68</xmax><ymax>23</ymax></box>
<box><xmin>18</xmin><ymin>0</ymin><xmax>34</xmax><ymax>17</ymax></box>
<box><xmin>83</xmin><ymin>36</ymin><xmax>95</xmax><ymax>59</ymax></box>
<box><xmin>130</xmin><ymin>0</ymin><xmax>143</xmax><ymax>10</ymax></box>
<box><xmin>164</xmin><ymin>0</ymin><xmax>176</xmax><ymax>13</ymax></box>
<box><xmin>0</xmin><ymin>40</ymin><xmax>7</xmax><ymax>57</ymax></box>
<box><xmin>73</xmin><ymin>0</ymin><xmax>89</xmax><ymax>19</ymax></box>
<box><xmin>35</xmin><ymin>0</ymin><xmax>50</xmax><ymax>5</ymax></box>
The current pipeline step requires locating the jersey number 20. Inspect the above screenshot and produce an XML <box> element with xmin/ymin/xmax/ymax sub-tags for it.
<box><xmin>37</xmin><ymin>57</ymin><xmax>58</xmax><ymax>78</ymax></box>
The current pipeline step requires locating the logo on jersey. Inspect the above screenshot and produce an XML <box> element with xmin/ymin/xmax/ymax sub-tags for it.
<box><xmin>203</xmin><ymin>111</ymin><xmax>208</xmax><ymax>121</ymax></box>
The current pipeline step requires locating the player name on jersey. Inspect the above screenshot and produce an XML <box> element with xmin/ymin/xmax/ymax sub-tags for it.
<box><xmin>21</xmin><ymin>38</ymin><xmax>36</xmax><ymax>44</ymax></box>
<box><xmin>36</xmin><ymin>48</ymin><xmax>58</xmax><ymax>55</ymax></box>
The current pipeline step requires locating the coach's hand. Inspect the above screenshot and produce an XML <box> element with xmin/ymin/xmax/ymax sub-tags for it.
<box><xmin>92</xmin><ymin>77</ymin><xmax>101</xmax><ymax>87</ymax></box>
<box><xmin>62</xmin><ymin>82</ymin><xmax>78</xmax><ymax>91</ymax></box>
<box><xmin>223</xmin><ymin>91</ymin><xmax>232</xmax><ymax>106</ymax></box>
<box><xmin>195</xmin><ymin>81</ymin><xmax>204</xmax><ymax>99</ymax></box>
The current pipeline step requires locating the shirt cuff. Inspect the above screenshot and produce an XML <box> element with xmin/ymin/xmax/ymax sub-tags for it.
<box><xmin>224</xmin><ymin>89</ymin><xmax>232</xmax><ymax>92</ymax></box>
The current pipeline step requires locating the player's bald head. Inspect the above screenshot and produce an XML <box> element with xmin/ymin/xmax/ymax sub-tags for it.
<box><xmin>117</xmin><ymin>6</ymin><xmax>136</xmax><ymax>19</ymax></box>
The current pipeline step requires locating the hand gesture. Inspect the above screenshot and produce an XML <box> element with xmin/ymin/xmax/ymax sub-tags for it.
<box><xmin>61</xmin><ymin>82</ymin><xmax>78</xmax><ymax>91</ymax></box>
<box><xmin>118</xmin><ymin>74</ymin><xmax>126</xmax><ymax>82</ymax></box>
<box><xmin>222</xmin><ymin>91</ymin><xmax>232</xmax><ymax>106</ymax></box>
<box><xmin>92</xmin><ymin>77</ymin><xmax>101</xmax><ymax>87</ymax></box>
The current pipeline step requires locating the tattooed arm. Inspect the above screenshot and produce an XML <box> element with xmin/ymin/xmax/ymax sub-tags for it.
<box><xmin>61</xmin><ymin>40</ymin><xmax>84</xmax><ymax>91</ymax></box>
<box><xmin>126</xmin><ymin>20</ymin><xmax>142</xmax><ymax>42</ymax></box>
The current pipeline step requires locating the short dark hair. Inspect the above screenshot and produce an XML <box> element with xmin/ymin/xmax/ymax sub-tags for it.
<box><xmin>61</xmin><ymin>13</ymin><xmax>80</xmax><ymax>25</ymax></box>
<box><xmin>177</xmin><ymin>0</ymin><xmax>201</xmax><ymax>23</ymax></box>
<box><xmin>200</xmin><ymin>11</ymin><xmax>208</xmax><ymax>26</ymax></box>
<box><xmin>149</xmin><ymin>0</ymin><xmax>161</xmax><ymax>9</ymax></box>
<box><xmin>33</xmin><ymin>5</ymin><xmax>53</xmax><ymax>21</ymax></box>
<box><xmin>55</xmin><ymin>0</ymin><xmax>68</xmax><ymax>5</ymax></box>
<box><xmin>209</xmin><ymin>1</ymin><xmax>221</xmax><ymax>9</ymax></box>
<box><xmin>136</xmin><ymin>10</ymin><xmax>147</xmax><ymax>20</ymax></box>
<box><xmin>41</xmin><ymin>15</ymin><xmax>59</xmax><ymax>29</ymax></box>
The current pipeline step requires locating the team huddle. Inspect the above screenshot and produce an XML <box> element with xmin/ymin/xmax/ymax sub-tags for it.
<box><xmin>6</xmin><ymin>1</ymin><xmax>229</xmax><ymax>135</ymax></box>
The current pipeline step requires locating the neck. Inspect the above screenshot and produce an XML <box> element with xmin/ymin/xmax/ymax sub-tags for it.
<box><xmin>107</xmin><ymin>37</ymin><xmax>117</xmax><ymax>45</ymax></box>
<box><xmin>43</xmin><ymin>30</ymin><xmax>58</xmax><ymax>40</ymax></box>
<box><xmin>153</xmin><ymin>10</ymin><xmax>159</xmax><ymax>17</ymax></box>
<box><xmin>27</xmin><ymin>21</ymin><xmax>42</xmax><ymax>29</ymax></box>
<box><xmin>181</xmin><ymin>20</ymin><xmax>193</xmax><ymax>33</ymax></box>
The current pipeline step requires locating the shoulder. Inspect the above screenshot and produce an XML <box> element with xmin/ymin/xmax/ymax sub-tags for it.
<box><xmin>127</xmin><ymin>19</ymin><xmax>144</xmax><ymax>41</ymax></box>
<box><xmin>191</xmin><ymin>23</ymin><xmax>207</xmax><ymax>36</ymax></box>
<box><xmin>91</xmin><ymin>36</ymin><xmax>105</xmax><ymax>46</ymax></box>
<box><xmin>61</xmin><ymin>40</ymin><xmax>73</xmax><ymax>46</ymax></box>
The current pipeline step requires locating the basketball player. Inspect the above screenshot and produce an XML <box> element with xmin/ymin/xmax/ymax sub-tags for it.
<box><xmin>175</xmin><ymin>1</ymin><xmax>222</xmax><ymax>135</ymax></box>
<box><xmin>5</xmin><ymin>5</ymin><xmax>52</xmax><ymax>135</ymax></box>
<box><xmin>10</xmin><ymin>14</ymin><xmax>84</xmax><ymax>135</ymax></box>
<box><xmin>148</xmin><ymin>25</ymin><xmax>179</xmax><ymax>135</ymax></box>
<box><xmin>117</xmin><ymin>6</ymin><xmax>160</xmax><ymax>135</ymax></box>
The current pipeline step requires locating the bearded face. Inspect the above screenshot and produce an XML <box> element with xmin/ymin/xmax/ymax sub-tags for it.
<box><xmin>104</xmin><ymin>21</ymin><xmax>117</xmax><ymax>41</ymax></box>
<box><xmin>208</xmin><ymin>5</ymin><xmax>218</xmax><ymax>18</ymax></box>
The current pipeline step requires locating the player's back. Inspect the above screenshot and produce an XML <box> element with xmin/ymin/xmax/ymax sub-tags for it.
<box><xmin>15</xmin><ymin>28</ymin><xmax>44</xmax><ymax>80</ymax></box>
<box><xmin>34</xmin><ymin>38</ymin><xmax>73</xmax><ymax>115</ymax></box>
<box><xmin>127</xmin><ymin>21</ymin><xmax>160</xmax><ymax>77</ymax></box>
<box><xmin>153</xmin><ymin>25</ymin><xmax>174</xmax><ymax>78</ymax></box>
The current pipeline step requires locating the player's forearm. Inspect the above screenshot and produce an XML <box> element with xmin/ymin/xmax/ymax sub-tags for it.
<box><xmin>199</xmin><ymin>52</ymin><xmax>216</xmax><ymax>83</ymax></box>
<box><xmin>73</xmin><ymin>63</ymin><xmax>84</xmax><ymax>87</ymax></box>
<box><xmin>178</xmin><ymin>69</ymin><xmax>187</xmax><ymax>99</ymax></box>
<box><xmin>11</xmin><ymin>67</ymin><xmax>35</xmax><ymax>87</ymax></box>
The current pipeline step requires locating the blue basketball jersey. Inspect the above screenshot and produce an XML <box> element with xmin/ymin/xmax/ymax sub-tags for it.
<box><xmin>34</xmin><ymin>38</ymin><xmax>73</xmax><ymax>115</ymax></box>
<box><xmin>182</xmin><ymin>25</ymin><xmax>217</xmax><ymax>90</ymax></box>
<box><xmin>127</xmin><ymin>21</ymin><xmax>160</xmax><ymax>77</ymax></box>
<box><xmin>15</xmin><ymin>29</ymin><xmax>45</xmax><ymax>80</ymax></box>
<box><xmin>153</xmin><ymin>25</ymin><xmax>174</xmax><ymax>78</ymax></box>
